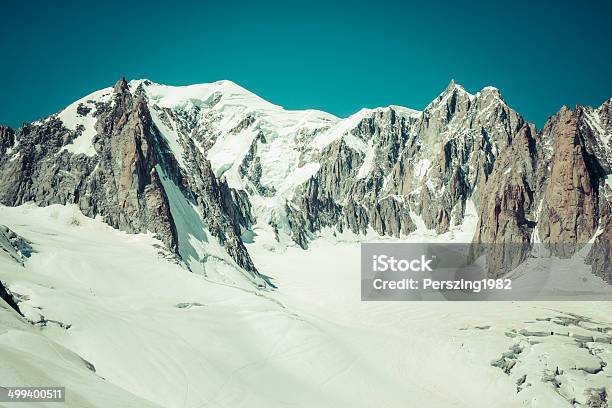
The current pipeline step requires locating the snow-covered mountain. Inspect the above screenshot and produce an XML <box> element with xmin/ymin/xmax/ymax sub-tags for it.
<box><xmin>1</xmin><ymin>78</ymin><xmax>612</xmax><ymax>407</ymax></box>
<box><xmin>2</xmin><ymin>77</ymin><xmax>610</xmax><ymax>283</ymax></box>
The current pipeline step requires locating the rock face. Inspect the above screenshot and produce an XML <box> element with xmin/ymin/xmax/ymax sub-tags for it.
<box><xmin>0</xmin><ymin>126</ymin><xmax>14</xmax><ymax>156</ymax></box>
<box><xmin>586</xmin><ymin>178</ymin><xmax>612</xmax><ymax>283</ymax></box>
<box><xmin>469</xmin><ymin>99</ymin><xmax>612</xmax><ymax>276</ymax></box>
<box><xmin>0</xmin><ymin>78</ymin><xmax>611</xmax><ymax>283</ymax></box>
<box><xmin>389</xmin><ymin>83</ymin><xmax>527</xmax><ymax>234</ymax></box>
<box><xmin>537</xmin><ymin>106</ymin><xmax>606</xmax><ymax>257</ymax></box>
<box><xmin>471</xmin><ymin>124</ymin><xmax>544</xmax><ymax>277</ymax></box>
<box><xmin>0</xmin><ymin>78</ymin><xmax>177</xmax><ymax>251</ymax></box>
<box><xmin>0</xmin><ymin>78</ymin><xmax>266</xmax><ymax>285</ymax></box>
<box><xmin>0</xmin><ymin>280</ymin><xmax>20</xmax><ymax>316</ymax></box>
<box><xmin>587</xmin><ymin>205</ymin><xmax>612</xmax><ymax>283</ymax></box>
<box><xmin>285</xmin><ymin>82</ymin><xmax>529</xmax><ymax>247</ymax></box>
<box><xmin>93</xmin><ymin>77</ymin><xmax>178</xmax><ymax>251</ymax></box>
<box><xmin>469</xmin><ymin>98</ymin><xmax>611</xmax><ymax>276</ymax></box>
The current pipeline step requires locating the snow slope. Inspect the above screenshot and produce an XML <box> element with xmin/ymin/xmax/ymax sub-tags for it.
<box><xmin>57</xmin><ymin>87</ymin><xmax>113</xmax><ymax>157</ymax></box>
<box><xmin>0</xmin><ymin>224</ymin><xmax>161</xmax><ymax>408</ymax></box>
<box><xmin>1</xmin><ymin>203</ymin><xmax>611</xmax><ymax>408</ymax></box>
<box><xmin>249</xmin><ymin>235</ymin><xmax>612</xmax><ymax>408</ymax></box>
<box><xmin>132</xmin><ymin>79</ymin><xmax>339</xmax><ymax>192</ymax></box>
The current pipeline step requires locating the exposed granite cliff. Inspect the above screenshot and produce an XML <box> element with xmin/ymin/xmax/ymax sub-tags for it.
<box><xmin>285</xmin><ymin>82</ymin><xmax>530</xmax><ymax>246</ymax></box>
<box><xmin>537</xmin><ymin>106</ymin><xmax>606</xmax><ymax>257</ymax></box>
<box><xmin>0</xmin><ymin>78</ymin><xmax>265</xmax><ymax>284</ymax></box>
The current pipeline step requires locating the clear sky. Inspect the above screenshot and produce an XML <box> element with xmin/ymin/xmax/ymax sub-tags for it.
<box><xmin>1</xmin><ymin>0</ymin><xmax>611</xmax><ymax>128</ymax></box>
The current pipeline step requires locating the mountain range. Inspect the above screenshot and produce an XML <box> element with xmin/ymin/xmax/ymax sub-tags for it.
<box><xmin>1</xmin><ymin>77</ymin><xmax>610</xmax><ymax>291</ymax></box>
<box><xmin>1</xmin><ymin>78</ymin><xmax>612</xmax><ymax>407</ymax></box>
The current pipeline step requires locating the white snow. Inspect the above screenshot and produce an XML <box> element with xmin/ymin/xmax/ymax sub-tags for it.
<box><xmin>248</xmin><ymin>232</ymin><xmax>612</xmax><ymax>408</ymax></box>
<box><xmin>310</xmin><ymin>106</ymin><xmax>419</xmax><ymax>153</ymax></box>
<box><xmin>389</xmin><ymin>105</ymin><xmax>421</xmax><ymax>119</ymax></box>
<box><xmin>1</xmin><ymin>204</ymin><xmax>360</xmax><ymax>408</ymax></box>
<box><xmin>1</xmin><ymin>201</ymin><xmax>611</xmax><ymax>408</ymax></box>
<box><xmin>149</xmin><ymin>107</ymin><xmax>188</xmax><ymax>170</ymax></box>
<box><xmin>356</xmin><ymin>139</ymin><xmax>374</xmax><ymax>179</ymax></box>
<box><xmin>283</xmin><ymin>162</ymin><xmax>321</xmax><ymax>190</ymax></box>
<box><xmin>414</xmin><ymin>158</ymin><xmax>432</xmax><ymax>180</ymax></box>
<box><xmin>0</xmin><ymin>302</ymin><xmax>160</xmax><ymax>408</ymax></box>
<box><xmin>57</xmin><ymin>87</ymin><xmax>113</xmax><ymax>157</ymax></box>
<box><xmin>310</xmin><ymin>108</ymin><xmax>373</xmax><ymax>150</ymax></box>
<box><xmin>132</xmin><ymin>80</ymin><xmax>338</xmax><ymax>193</ymax></box>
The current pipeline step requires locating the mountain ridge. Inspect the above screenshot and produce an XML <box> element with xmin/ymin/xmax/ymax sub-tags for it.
<box><xmin>0</xmin><ymin>77</ymin><xmax>610</xmax><ymax>286</ymax></box>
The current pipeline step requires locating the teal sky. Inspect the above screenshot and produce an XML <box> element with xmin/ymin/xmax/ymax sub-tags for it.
<box><xmin>1</xmin><ymin>0</ymin><xmax>611</xmax><ymax>128</ymax></box>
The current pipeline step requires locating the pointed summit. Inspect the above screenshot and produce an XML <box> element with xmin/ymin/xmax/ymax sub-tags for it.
<box><xmin>426</xmin><ymin>79</ymin><xmax>473</xmax><ymax>111</ymax></box>
<box><xmin>444</xmin><ymin>79</ymin><xmax>457</xmax><ymax>93</ymax></box>
<box><xmin>0</xmin><ymin>125</ymin><xmax>15</xmax><ymax>156</ymax></box>
<box><xmin>113</xmin><ymin>76</ymin><xmax>129</xmax><ymax>94</ymax></box>
<box><xmin>439</xmin><ymin>79</ymin><xmax>471</xmax><ymax>98</ymax></box>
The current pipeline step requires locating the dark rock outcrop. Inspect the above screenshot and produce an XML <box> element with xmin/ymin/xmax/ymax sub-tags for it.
<box><xmin>538</xmin><ymin>106</ymin><xmax>606</xmax><ymax>257</ymax></box>
<box><xmin>0</xmin><ymin>225</ymin><xmax>32</xmax><ymax>316</ymax></box>
<box><xmin>471</xmin><ymin>125</ymin><xmax>543</xmax><ymax>276</ymax></box>
<box><xmin>586</xmin><ymin>182</ymin><xmax>612</xmax><ymax>283</ymax></box>
<box><xmin>0</xmin><ymin>78</ymin><xmax>266</xmax><ymax>284</ymax></box>
<box><xmin>0</xmin><ymin>78</ymin><xmax>178</xmax><ymax>251</ymax></box>
<box><xmin>0</xmin><ymin>280</ymin><xmax>21</xmax><ymax>316</ymax></box>
<box><xmin>0</xmin><ymin>125</ymin><xmax>15</xmax><ymax>156</ymax></box>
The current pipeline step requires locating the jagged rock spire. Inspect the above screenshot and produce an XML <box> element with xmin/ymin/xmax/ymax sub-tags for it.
<box><xmin>0</xmin><ymin>125</ymin><xmax>15</xmax><ymax>156</ymax></box>
<box><xmin>444</xmin><ymin>79</ymin><xmax>457</xmax><ymax>92</ymax></box>
<box><xmin>113</xmin><ymin>76</ymin><xmax>129</xmax><ymax>94</ymax></box>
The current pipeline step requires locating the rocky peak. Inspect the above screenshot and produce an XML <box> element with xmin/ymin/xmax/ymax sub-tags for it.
<box><xmin>537</xmin><ymin>105</ymin><xmax>603</xmax><ymax>257</ymax></box>
<box><xmin>576</xmin><ymin>100</ymin><xmax>612</xmax><ymax>172</ymax></box>
<box><xmin>474</xmin><ymin>86</ymin><xmax>506</xmax><ymax>110</ymax></box>
<box><xmin>425</xmin><ymin>80</ymin><xmax>473</xmax><ymax>120</ymax></box>
<box><xmin>113</xmin><ymin>76</ymin><xmax>130</xmax><ymax>95</ymax></box>
<box><xmin>441</xmin><ymin>79</ymin><xmax>470</xmax><ymax>96</ymax></box>
<box><xmin>478</xmin><ymin>85</ymin><xmax>502</xmax><ymax>97</ymax></box>
<box><xmin>0</xmin><ymin>78</ymin><xmax>272</xmax><ymax>287</ymax></box>
<box><xmin>597</xmin><ymin>97</ymin><xmax>612</xmax><ymax>123</ymax></box>
<box><xmin>0</xmin><ymin>125</ymin><xmax>15</xmax><ymax>156</ymax></box>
